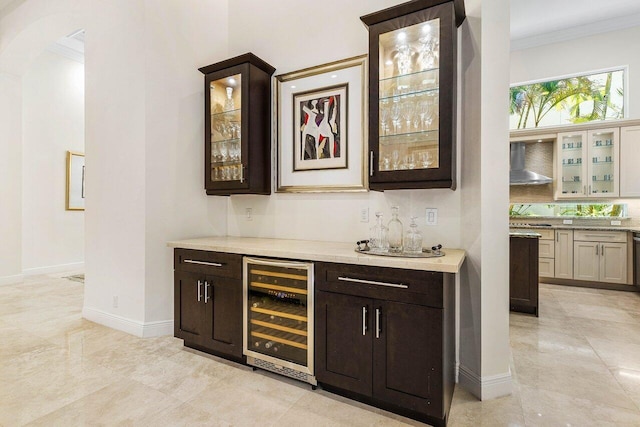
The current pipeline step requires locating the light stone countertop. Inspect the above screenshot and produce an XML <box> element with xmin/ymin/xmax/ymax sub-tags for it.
<box><xmin>509</xmin><ymin>231</ymin><xmax>542</xmax><ymax>238</ymax></box>
<box><xmin>510</xmin><ymin>224</ymin><xmax>640</xmax><ymax>232</ymax></box>
<box><xmin>167</xmin><ymin>236</ymin><xmax>466</xmax><ymax>274</ymax></box>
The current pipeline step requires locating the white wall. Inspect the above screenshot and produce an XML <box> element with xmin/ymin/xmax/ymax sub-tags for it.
<box><xmin>227</xmin><ymin>0</ymin><xmax>511</xmax><ymax>400</ymax></box>
<box><xmin>2</xmin><ymin>0</ymin><xmax>513</xmax><ymax>399</ymax></box>
<box><xmin>225</xmin><ymin>0</ymin><xmax>463</xmax><ymax>249</ymax></box>
<box><xmin>21</xmin><ymin>50</ymin><xmax>84</xmax><ymax>275</ymax></box>
<box><xmin>511</xmin><ymin>25</ymin><xmax>640</xmax><ymax>119</ymax></box>
<box><xmin>0</xmin><ymin>72</ymin><xmax>22</xmax><ymax>285</ymax></box>
<box><xmin>457</xmin><ymin>0</ymin><xmax>512</xmax><ymax>399</ymax></box>
<box><xmin>0</xmin><ymin>0</ymin><xmax>229</xmax><ymax>335</ymax></box>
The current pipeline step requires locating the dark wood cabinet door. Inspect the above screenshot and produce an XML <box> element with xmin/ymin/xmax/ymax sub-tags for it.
<box><xmin>373</xmin><ymin>300</ymin><xmax>443</xmax><ymax>417</ymax></box>
<box><xmin>315</xmin><ymin>291</ymin><xmax>373</xmax><ymax>396</ymax></box>
<box><xmin>361</xmin><ymin>1</ymin><xmax>462</xmax><ymax>191</ymax></box>
<box><xmin>202</xmin><ymin>275</ymin><xmax>243</xmax><ymax>359</ymax></box>
<box><xmin>200</xmin><ymin>53</ymin><xmax>275</xmax><ymax>196</ymax></box>
<box><xmin>509</xmin><ymin>236</ymin><xmax>539</xmax><ymax>315</ymax></box>
<box><xmin>174</xmin><ymin>271</ymin><xmax>206</xmax><ymax>344</ymax></box>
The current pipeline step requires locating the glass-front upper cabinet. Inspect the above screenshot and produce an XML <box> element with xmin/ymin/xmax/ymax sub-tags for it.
<box><xmin>199</xmin><ymin>54</ymin><xmax>275</xmax><ymax>196</ymax></box>
<box><xmin>361</xmin><ymin>0</ymin><xmax>465</xmax><ymax>191</ymax></box>
<box><xmin>556</xmin><ymin>128</ymin><xmax>620</xmax><ymax>199</ymax></box>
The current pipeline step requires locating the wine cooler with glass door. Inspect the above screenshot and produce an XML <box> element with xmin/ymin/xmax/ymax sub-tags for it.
<box><xmin>243</xmin><ymin>257</ymin><xmax>316</xmax><ymax>385</ymax></box>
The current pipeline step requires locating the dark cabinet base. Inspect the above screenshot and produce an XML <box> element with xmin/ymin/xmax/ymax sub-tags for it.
<box><xmin>320</xmin><ymin>384</ymin><xmax>448</xmax><ymax>427</ymax></box>
<box><xmin>509</xmin><ymin>236</ymin><xmax>539</xmax><ymax>317</ymax></box>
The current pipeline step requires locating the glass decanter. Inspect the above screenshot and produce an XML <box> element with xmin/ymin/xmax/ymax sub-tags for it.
<box><xmin>224</xmin><ymin>87</ymin><xmax>235</xmax><ymax>111</ymax></box>
<box><xmin>369</xmin><ymin>212</ymin><xmax>389</xmax><ymax>252</ymax></box>
<box><xmin>404</xmin><ymin>216</ymin><xmax>423</xmax><ymax>254</ymax></box>
<box><xmin>387</xmin><ymin>206</ymin><xmax>403</xmax><ymax>253</ymax></box>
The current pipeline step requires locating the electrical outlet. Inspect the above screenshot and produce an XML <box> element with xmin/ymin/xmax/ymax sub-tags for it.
<box><xmin>425</xmin><ymin>208</ymin><xmax>438</xmax><ymax>226</ymax></box>
<box><xmin>611</xmin><ymin>220</ymin><xmax>622</xmax><ymax>226</ymax></box>
<box><xmin>360</xmin><ymin>207</ymin><xmax>369</xmax><ymax>223</ymax></box>
<box><xmin>563</xmin><ymin>219</ymin><xmax>573</xmax><ymax>225</ymax></box>
<box><xmin>245</xmin><ymin>208</ymin><xmax>253</xmax><ymax>221</ymax></box>
<box><xmin>113</xmin><ymin>296</ymin><xmax>118</xmax><ymax>308</ymax></box>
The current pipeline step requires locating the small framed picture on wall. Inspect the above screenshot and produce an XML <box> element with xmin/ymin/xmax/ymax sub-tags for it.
<box><xmin>66</xmin><ymin>150</ymin><xmax>85</xmax><ymax>211</ymax></box>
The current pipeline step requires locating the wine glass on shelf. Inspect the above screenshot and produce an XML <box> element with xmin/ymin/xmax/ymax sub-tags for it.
<box><xmin>400</xmin><ymin>101</ymin><xmax>413</xmax><ymax>134</ymax></box>
<box><xmin>392</xmin><ymin>149</ymin><xmax>400</xmax><ymax>170</ymax></box>
<box><xmin>220</xmin><ymin>141</ymin><xmax>228</xmax><ymax>162</ymax></box>
<box><xmin>391</xmin><ymin>103</ymin><xmax>401</xmax><ymax>134</ymax></box>
<box><xmin>420</xmin><ymin>151</ymin><xmax>434</xmax><ymax>168</ymax></box>
<box><xmin>212</xmin><ymin>142</ymin><xmax>221</xmax><ymax>163</ymax></box>
<box><xmin>379</xmin><ymin>103</ymin><xmax>390</xmax><ymax>136</ymax></box>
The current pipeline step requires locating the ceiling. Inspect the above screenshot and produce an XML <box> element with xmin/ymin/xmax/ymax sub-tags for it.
<box><xmin>2</xmin><ymin>1</ymin><xmax>640</xmax><ymax>50</ymax></box>
<box><xmin>510</xmin><ymin>0</ymin><xmax>640</xmax><ymax>49</ymax></box>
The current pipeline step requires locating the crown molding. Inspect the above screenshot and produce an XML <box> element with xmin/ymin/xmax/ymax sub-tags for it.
<box><xmin>46</xmin><ymin>41</ymin><xmax>84</xmax><ymax>64</ymax></box>
<box><xmin>512</xmin><ymin>12</ymin><xmax>640</xmax><ymax>51</ymax></box>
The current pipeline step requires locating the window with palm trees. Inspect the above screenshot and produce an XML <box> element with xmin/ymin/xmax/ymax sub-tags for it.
<box><xmin>510</xmin><ymin>68</ymin><xmax>625</xmax><ymax>129</ymax></box>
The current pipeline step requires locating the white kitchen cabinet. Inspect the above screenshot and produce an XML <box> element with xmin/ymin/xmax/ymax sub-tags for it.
<box><xmin>573</xmin><ymin>230</ymin><xmax>628</xmax><ymax>285</ymax></box>
<box><xmin>538</xmin><ymin>229</ymin><xmax>555</xmax><ymax>279</ymax></box>
<box><xmin>620</xmin><ymin>126</ymin><xmax>640</xmax><ymax>197</ymax></box>
<box><xmin>556</xmin><ymin>128</ymin><xmax>619</xmax><ymax>199</ymax></box>
<box><xmin>554</xmin><ymin>229</ymin><xmax>574</xmax><ymax>279</ymax></box>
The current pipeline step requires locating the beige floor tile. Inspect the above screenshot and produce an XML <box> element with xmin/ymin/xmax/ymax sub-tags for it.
<box><xmin>185</xmin><ymin>380</ymin><xmax>295</xmax><ymax>426</ymax></box>
<box><xmin>6</xmin><ymin>274</ymin><xmax>640</xmax><ymax>427</ymax></box>
<box><xmin>139</xmin><ymin>401</ymin><xmax>232</xmax><ymax>427</ymax></box>
<box><xmin>448</xmin><ymin>387</ymin><xmax>525</xmax><ymax>427</ymax></box>
<box><xmin>519</xmin><ymin>384</ymin><xmax>640</xmax><ymax>427</ymax></box>
<box><xmin>25</xmin><ymin>378</ymin><xmax>183</xmax><ymax>426</ymax></box>
<box><xmin>587</xmin><ymin>337</ymin><xmax>640</xmax><ymax>371</ymax></box>
<box><xmin>513</xmin><ymin>350</ymin><xmax>637</xmax><ymax>410</ymax></box>
<box><xmin>611</xmin><ymin>368</ymin><xmax>640</xmax><ymax>410</ymax></box>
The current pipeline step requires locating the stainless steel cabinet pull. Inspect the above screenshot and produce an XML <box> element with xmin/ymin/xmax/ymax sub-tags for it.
<box><xmin>370</xmin><ymin>151</ymin><xmax>374</xmax><ymax>177</ymax></box>
<box><xmin>375</xmin><ymin>308</ymin><xmax>381</xmax><ymax>339</ymax></box>
<box><xmin>601</xmin><ymin>244</ymin><xmax>605</xmax><ymax>255</ymax></box>
<box><xmin>583</xmin><ymin>185</ymin><xmax>586</xmax><ymax>195</ymax></box>
<box><xmin>589</xmin><ymin>185</ymin><xmax>592</xmax><ymax>195</ymax></box>
<box><xmin>596</xmin><ymin>244</ymin><xmax>599</xmax><ymax>255</ymax></box>
<box><xmin>184</xmin><ymin>259</ymin><xmax>223</xmax><ymax>267</ymax></box>
<box><xmin>197</xmin><ymin>280</ymin><xmax>202</xmax><ymax>302</ymax></box>
<box><xmin>362</xmin><ymin>307</ymin><xmax>367</xmax><ymax>336</ymax></box>
<box><xmin>205</xmin><ymin>281</ymin><xmax>211</xmax><ymax>303</ymax></box>
<box><xmin>556</xmin><ymin>232</ymin><xmax>559</xmax><ymax>242</ymax></box>
<box><xmin>337</xmin><ymin>276</ymin><xmax>408</xmax><ymax>289</ymax></box>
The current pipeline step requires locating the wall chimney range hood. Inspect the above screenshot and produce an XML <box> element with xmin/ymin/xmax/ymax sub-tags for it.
<box><xmin>510</xmin><ymin>142</ymin><xmax>552</xmax><ymax>186</ymax></box>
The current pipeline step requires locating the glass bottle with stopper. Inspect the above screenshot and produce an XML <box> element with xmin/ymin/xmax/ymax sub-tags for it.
<box><xmin>404</xmin><ymin>216</ymin><xmax>423</xmax><ymax>254</ymax></box>
<box><xmin>369</xmin><ymin>212</ymin><xmax>389</xmax><ymax>252</ymax></box>
<box><xmin>387</xmin><ymin>206</ymin><xmax>403</xmax><ymax>253</ymax></box>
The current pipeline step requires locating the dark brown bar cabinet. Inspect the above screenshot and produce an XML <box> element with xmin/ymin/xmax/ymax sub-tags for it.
<box><xmin>315</xmin><ymin>261</ymin><xmax>455</xmax><ymax>427</ymax></box>
<box><xmin>174</xmin><ymin>249</ymin><xmax>244</xmax><ymax>362</ymax></box>
<box><xmin>509</xmin><ymin>234</ymin><xmax>540</xmax><ymax>316</ymax></box>
<box><xmin>360</xmin><ymin>0</ymin><xmax>465</xmax><ymax>191</ymax></box>
<box><xmin>199</xmin><ymin>53</ymin><xmax>275</xmax><ymax>196</ymax></box>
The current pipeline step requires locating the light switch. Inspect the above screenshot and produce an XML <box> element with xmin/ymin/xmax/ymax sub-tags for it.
<box><xmin>425</xmin><ymin>208</ymin><xmax>438</xmax><ymax>226</ymax></box>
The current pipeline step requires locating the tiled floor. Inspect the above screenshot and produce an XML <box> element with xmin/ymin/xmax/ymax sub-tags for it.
<box><xmin>2</xmin><ymin>276</ymin><xmax>640</xmax><ymax>427</ymax></box>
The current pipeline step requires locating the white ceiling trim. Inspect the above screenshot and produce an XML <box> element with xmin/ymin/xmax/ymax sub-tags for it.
<box><xmin>46</xmin><ymin>42</ymin><xmax>84</xmax><ymax>64</ymax></box>
<box><xmin>512</xmin><ymin>11</ymin><xmax>640</xmax><ymax>51</ymax></box>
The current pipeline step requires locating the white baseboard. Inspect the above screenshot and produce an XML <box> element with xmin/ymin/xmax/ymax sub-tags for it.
<box><xmin>82</xmin><ymin>306</ymin><xmax>173</xmax><ymax>338</ymax></box>
<box><xmin>458</xmin><ymin>364</ymin><xmax>513</xmax><ymax>400</ymax></box>
<box><xmin>23</xmin><ymin>262</ymin><xmax>85</xmax><ymax>276</ymax></box>
<box><xmin>0</xmin><ymin>273</ymin><xmax>24</xmax><ymax>286</ymax></box>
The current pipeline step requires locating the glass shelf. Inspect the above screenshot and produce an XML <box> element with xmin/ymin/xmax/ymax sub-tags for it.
<box><xmin>379</xmin><ymin>130</ymin><xmax>439</xmax><ymax>146</ymax></box>
<box><xmin>211</xmin><ymin>108</ymin><xmax>241</xmax><ymax>119</ymax></box>
<box><xmin>380</xmin><ymin>87</ymin><xmax>439</xmax><ymax>103</ymax></box>
<box><xmin>211</xmin><ymin>137</ymin><xmax>241</xmax><ymax>145</ymax></box>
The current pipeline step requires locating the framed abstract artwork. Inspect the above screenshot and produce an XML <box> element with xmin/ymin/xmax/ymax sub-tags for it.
<box><xmin>276</xmin><ymin>55</ymin><xmax>368</xmax><ymax>192</ymax></box>
<box><xmin>66</xmin><ymin>150</ymin><xmax>85</xmax><ymax>211</ymax></box>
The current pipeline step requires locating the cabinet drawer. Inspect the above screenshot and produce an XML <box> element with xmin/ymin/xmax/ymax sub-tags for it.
<box><xmin>539</xmin><ymin>240</ymin><xmax>555</xmax><ymax>258</ymax></box>
<box><xmin>539</xmin><ymin>258</ymin><xmax>555</xmax><ymax>278</ymax></box>
<box><xmin>573</xmin><ymin>230</ymin><xmax>627</xmax><ymax>243</ymax></box>
<box><xmin>174</xmin><ymin>249</ymin><xmax>242</xmax><ymax>279</ymax></box>
<box><xmin>315</xmin><ymin>262</ymin><xmax>444</xmax><ymax>308</ymax></box>
<box><xmin>537</xmin><ymin>229</ymin><xmax>555</xmax><ymax>240</ymax></box>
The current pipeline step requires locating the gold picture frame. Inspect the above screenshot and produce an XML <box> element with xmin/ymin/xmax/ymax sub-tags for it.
<box><xmin>66</xmin><ymin>150</ymin><xmax>85</xmax><ymax>211</ymax></box>
<box><xmin>276</xmin><ymin>55</ymin><xmax>368</xmax><ymax>192</ymax></box>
